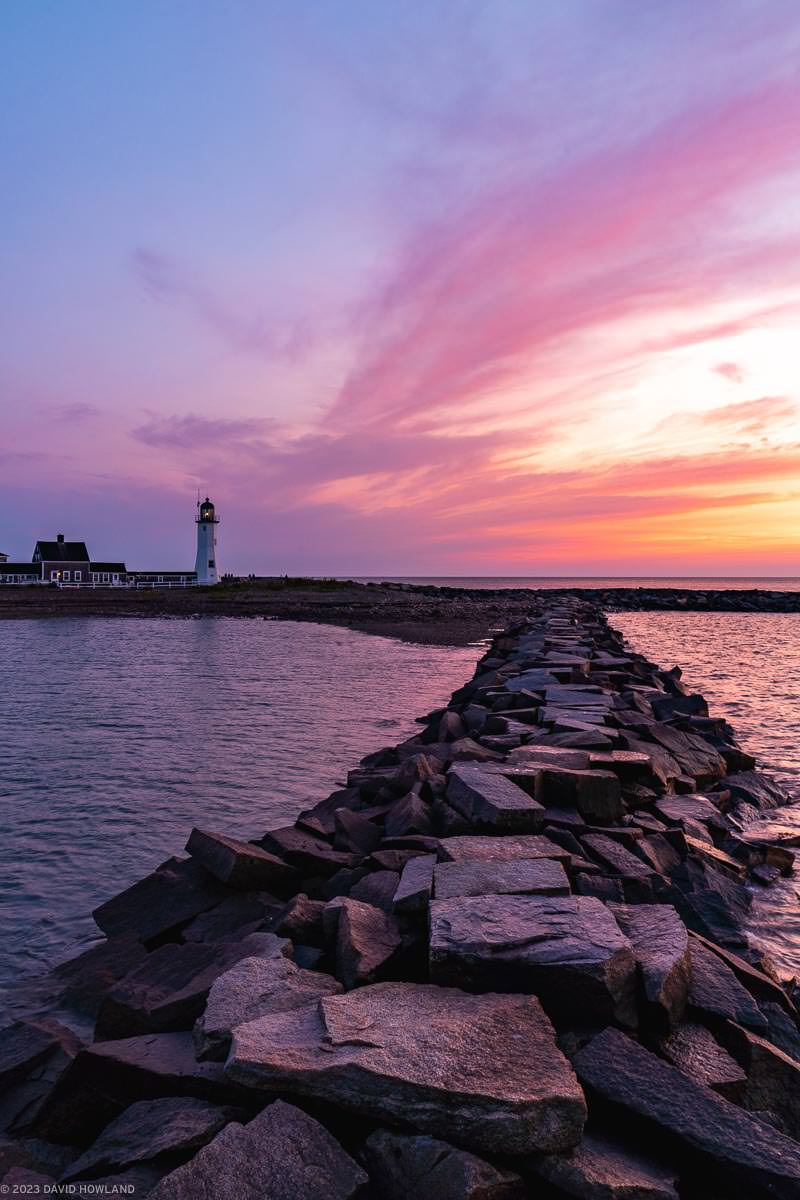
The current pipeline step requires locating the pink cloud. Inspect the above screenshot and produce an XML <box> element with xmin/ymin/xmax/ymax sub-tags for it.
<box><xmin>651</xmin><ymin>395</ymin><xmax>798</xmax><ymax>439</ymax></box>
<box><xmin>42</xmin><ymin>402</ymin><xmax>101</xmax><ymax>422</ymax></box>
<box><xmin>713</xmin><ymin>361</ymin><xmax>745</xmax><ymax>383</ymax></box>
<box><xmin>328</xmin><ymin>80</ymin><xmax>800</xmax><ymax>431</ymax></box>
<box><xmin>132</xmin><ymin>249</ymin><xmax>314</xmax><ymax>361</ymax></box>
<box><xmin>131</xmin><ymin>413</ymin><xmax>276</xmax><ymax>450</ymax></box>
<box><xmin>699</xmin><ymin>395</ymin><xmax>797</xmax><ymax>433</ymax></box>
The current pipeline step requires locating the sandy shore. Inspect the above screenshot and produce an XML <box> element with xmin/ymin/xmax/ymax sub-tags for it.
<box><xmin>0</xmin><ymin>579</ymin><xmax>798</xmax><ymax>646</ymax></box>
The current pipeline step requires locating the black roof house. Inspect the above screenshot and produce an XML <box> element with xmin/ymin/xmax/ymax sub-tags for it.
<box><xmin>33</xmin><ymin>535</ymin><xmax>90</xmax><ymax>563</ymax></box>
<box><xmin>1</xmin><ymin>530</ymin><xmax>194</xmax><ymax>585</ymax></box>
<box><xmin>0</xmin><ymin>561</ymin><xmax>40</xmax><ymax>577</ymax></box>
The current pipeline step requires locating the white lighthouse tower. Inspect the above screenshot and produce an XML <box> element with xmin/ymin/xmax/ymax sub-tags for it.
<box><xmin>194</xmin><ymin>496</ymin><xmax>220</xmax><ymax>584</ymax></box>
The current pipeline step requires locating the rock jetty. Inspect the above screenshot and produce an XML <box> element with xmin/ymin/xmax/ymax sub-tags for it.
<box><xmin>2</xmin><ymin>596</ymin><xmax>800</xmax><ymax>1198</ymax></box>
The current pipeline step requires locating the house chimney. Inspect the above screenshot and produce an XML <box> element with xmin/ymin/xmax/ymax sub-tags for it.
<box><xmin>57</xmin><ymin>533</ymin><xmax>64</xmax><ymax>543</ymax></box>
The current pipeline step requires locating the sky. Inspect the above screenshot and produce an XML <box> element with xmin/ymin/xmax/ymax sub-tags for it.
<box><xmin>2</xmin><ymin>0</ymin><xmax>799</xmax><ymax>576</ymax></box>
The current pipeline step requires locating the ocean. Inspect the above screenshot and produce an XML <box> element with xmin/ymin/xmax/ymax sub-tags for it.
<box><xmin>353</xmin><ymin>577</ymin><xmax>800</xmax><ymax>591</ymax></box>
<box><xmin>1</xmin><ymin>596</ymin><xmax>799</xmax><ymax>998</ymax></box>
<box><xmin>613</xmin><ymin>611</ymin><xmax>800</xmax><ymax>977</ymax></box>
<box><xmin>0</xmin><ymin>619</ymin><xmax>476</xmax><ymax>993</ymax></box>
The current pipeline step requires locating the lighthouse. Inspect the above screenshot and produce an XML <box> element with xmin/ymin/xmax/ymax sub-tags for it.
<box><xmin>194</xmin><ymin>496</ymin><xmax>220</xmax><ymax>584</ymax></box>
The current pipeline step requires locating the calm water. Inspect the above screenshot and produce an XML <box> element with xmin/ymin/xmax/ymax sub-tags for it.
<box><xmin>2</xmin><ymin>611</ymin><xmax>799</xmax><ymax>1000</ymax></box>
<box><xmin>357</xmin><ymin>576</ymin><xmax>800</xmax><ymax>591</ymax></box>
<box><xmin>0</xmin><ymin>619</ymin><xmax>477</xmax><ymax>994</ymax></box>
<box><xmin>613</xmin><ymin>612</ymin><xmax>800</xmax><ymax>977</ymax></box>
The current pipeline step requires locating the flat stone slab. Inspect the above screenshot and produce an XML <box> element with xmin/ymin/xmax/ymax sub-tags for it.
<box><xmin>93</xmin><ymin>857</ymin><xmax>227</xmax><ymax>944</ymax></box>
<box><xmin>660</xmin><ymin>1023</ymin><xmax>746</xmax><ymax>1100</ymax></box>
<box><xmin>362</xmin><ymin>1128</ymin><xmax>524</xmax><ymax>1199</ymax></box>
<box><xmin>544</xmin><ymin>687</ymin><xmax>611</xmax><ymax>706</ymax></box>
<box><xmin>690</xmin><ymin>932</ymin><xmax>794</xmax><ymax>1013</ymax></box>
<box><xmin>534</xmin><ymin>768</ymin><xmax>623</xmax><ymax>824</ymax></box>
<box><xmin>531</xmin><ymin>1131</ymin><xmax>679</xmax><ymax>1199</ymax></box>
<box><xmin>350</xmin><ymin>870</ymin><xmax>401</xmax><ymax>912</ymax></box>
<box><xmin>260</xmin><ymin>826</ymin><xmax>356</xmax><ymax>876</ymax></box>
<box><xmin>186</xmin><ymin>829</ymin><xmax>298</xmax><ymax>891</ymax></box>
<box><xmin>543</xmin><ymin>653</ymin><xmax>591</xmax><ymax>670</ymax></box>
<box><xmin>393</xmin><ymin>854</ymin><xmax>436</xmax><ymax>913</ymax></box>
<box><xmin>647</xmin><ymin>726</ymin><xmax>725</xmax><ymax>784</ymax></box>
<box><xmin>272</xmin><ymin>893</ymin><xmax>326</xmax><ymax>946</ymax></box>
<box><xmin>95</xmin><ymin>933</ymin><xmax>290</xmax><ymax>1039</ymax></box>
<box><xmin>447</xmin><ymin>764</ymin><xmax>544</xmax><ymax>833</ymax></box>
<box><xmin>227</xmin><ymin>982</ymin><xmax>586</xmax><ymax>1155</ymax></box>
<box><xmin>438</xmin><ymin>835</ymin><xmax>571</xmax><ymax>864</ymax></box>
<box><xmin>29</xmin><ymin>1032</ymin><xmax>256</xmax><ymax>1145</ymax></box>
<box><xmin>547</xmin><ymin>728</ymin><xmax>615</xmax><ymax>748</ymax></box>
<box><xmin>63</xmin><ymin>1096</ymin><xmax>234</xmax><ymax>1181</ymax></box>
<box><xmin>654</xmin><ymin>794</ymin><xmax>722</xmax><ymax>827</ymax></box>
<box><xmin>725</xmin><ymin>770</ymin><xmax>788</xmax><ymax>810</ymax></box>
<box><xmin>80</xmin><ymin>1035</ymin><xmax>237</xmax><ymax>1102</ymax></box>
<box><xmin>720</xmin><ymin>1022</ymin><xmax>800</xmax><ymax>1140</ymax></box>
<box><xmin>433</xmin><ymin>859</ymin><xmax>570</xmax><ymax>900</ymax></box>
<box><xmin>429</xmin><ymin>894</ymin><xmax>636</xmax><ymax>1026</ymax></box>
<box><xmin>610</xmin><ymin>904</ymin><xmax>689</xmax><ymax>1028</ymax></box>
<box><xmin>0</xmin><ymin>1020</ymin><xmax>80</xmax><ymax>1091</ymax></box>
<box><xmin>540</xmin><ymin>706</ymin><xmax>609</xmax><ymax>725</ymax></box>
<box><xmin>0</xmin><ymin>1020</ymin><xmax>81</xmax><ymax>1136</ymax></box>
<box><xmin>3</xmin><ymin>934</ymin><xmax>149</xmax><ymax>1025</ymax></box>
<box><xmin>507</xmin><ymin>745</ymin><xmax>591</xmax><ymax>770</ymax></box>
<box><xmin>334</xmin><ymin>897</ymin><xmax>403</xmax><ymax>990</ymax></box>
<box><xmin>195</xmin><ymin>955</ymin><xmax>343</xmax><ymax>1061</ymax></box>
<box><xmin>582</xmin><ymin>834</ymin><xmax>656</xmax><ymax>881</ymax></box>
<box><xmin>685</xmin><ymin>836</ymin><xmax>747</xmax><ymax>880</ymax></box>
<box><xmin>182</xmin><ymin>892</ymin><xmax>281</xmax><ymax>944</ymax></box>
<box><xmin>589</xmin><ymin>749</ymin><xmax>655</xmax><ymax>774</ymax></box>
<box><xmin>505</xmin><ymin>670</ymin><xmax>561</xmax><ymax>693</ymax></box>
<box><xmin>574</xmin><ymin>1027</ymin><xmax>800</xmax><ymax>1197</ymax></box>
<box><xmin>688</xmin><ymin>939</ymin><xmax>767</xmax><ymax>1031</ymax></box>
<box><xmin>148</xmin><ymin>1099</ymin><xmax>366</xmax><ymax>1200</ymax></box>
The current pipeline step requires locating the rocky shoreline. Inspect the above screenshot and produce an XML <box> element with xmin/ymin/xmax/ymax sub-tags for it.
<box><xmin>0</xmin><ymin>578</ymin><xmax>798</xmax><ymax>646</ymax></box>
<box><xmin>3</xmin><ymin>596</ymin><xmax>800</xmax><ymax>1197</ymax></box>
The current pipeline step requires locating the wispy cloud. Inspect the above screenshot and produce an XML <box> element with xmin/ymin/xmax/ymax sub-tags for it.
<box><xmin>699</xmin><ymin>395</ymin><xmax>797</xmax><ymax>433</ymax></box>
<box><xmin>327</xmin><ymin>81</ymin><xmax>800</xmax><ymax>435</ymax></box>
<box><xmin>132</xmin><ymin>248</ymin><xmax>315</xmax><ymax>361</ymax></box>
<box><xmin>39</xmin><ymin>402</ymin><xmax>101</xmax><ymax>422</ymax></box>
<box><xmin>131</xmin><ymin>413</ymin><xmax>275</xmax><ymax>450</ymax></box>
<box><xmin>713</xmin><ymin>361</ymin><xmax>745</xmax><ymax>384</ymax></box>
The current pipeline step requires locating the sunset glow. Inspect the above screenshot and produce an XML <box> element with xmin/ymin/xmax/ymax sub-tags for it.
<box><xmin>2</xmin><ymin>1</ymin><xmax>799</xmax><ymax>574</ymax></box>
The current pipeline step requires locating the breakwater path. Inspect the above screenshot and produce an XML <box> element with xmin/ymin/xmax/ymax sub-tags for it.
<box><xmin>3</xmin><ymin>597</ymin><xmax>800</xmax><ymax>1197</ymax></box>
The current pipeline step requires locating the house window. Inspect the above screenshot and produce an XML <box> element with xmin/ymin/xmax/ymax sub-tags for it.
<box><xmin>75</xmin><ymin>570</ymin><xmax>82</xmax><ymax>581</ymax></box>
<box><xmin>50</xmin><ymin>570</ymin><xmax>58</xmax><ymax>581</ymax></box>
<box><xmin>103</xmin><ymin>573</ymin><xmax>109</xmax><ymax>583</ymax></box>
<box><xmin>112</xmin><ymin>574</ymin><xmax>119</xmax><ymax>583</ymax></box>
<box><xmin>64</xmin><ymin>570</ymin><xmax>71</xmax><ymax>581</ymax></box>
<box><xmin>208</xmin><ymin>559</ymin><xmax>215</xmax><ymax>567</ymax></box>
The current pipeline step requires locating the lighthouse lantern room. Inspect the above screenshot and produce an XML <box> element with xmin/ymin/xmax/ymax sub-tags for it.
<box><xmin>195</xmin><ymin>496</ymin><xmax>220</xmax><ymax>585</ymax></box>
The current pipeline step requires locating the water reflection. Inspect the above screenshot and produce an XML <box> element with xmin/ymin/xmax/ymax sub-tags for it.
<box><xmin>0</xmin><ymin>618</ymin><xmax>477</xmax><ymax>991</ymax></box>
<box><xmin>613</xmin><ymin>612</ymin><xmax>800</xmax><ymax>978</ymax></box>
